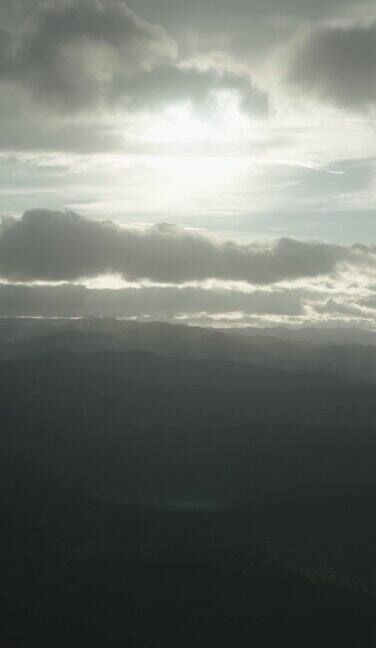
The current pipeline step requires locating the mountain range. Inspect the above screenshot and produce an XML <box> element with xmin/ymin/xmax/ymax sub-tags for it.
<box><xmin>1</xmin><ymin>317</ymin><xmax>376</xmax><ymax>382</ymax></box>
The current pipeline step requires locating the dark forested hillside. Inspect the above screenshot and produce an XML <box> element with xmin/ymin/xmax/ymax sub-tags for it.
<box><xmin>1</xmin><ymin>349</ymin><xmax>376</xmax><ymax>645</ymax></box>
<box><xmin>2</xmin><ymin>350</ymin><xmax>376</xmax><ymax>496</ymax></box>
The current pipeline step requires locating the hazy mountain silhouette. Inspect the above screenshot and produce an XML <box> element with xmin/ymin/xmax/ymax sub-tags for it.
<box><xmin>1</xmin><ymin>318</ymin><xmax>376</xmax><ymax>381</ymax></box>
<box><xmin>227</xmin><ymin>325</ymin><xmax>376</xmax><ymax>346</ymax></box>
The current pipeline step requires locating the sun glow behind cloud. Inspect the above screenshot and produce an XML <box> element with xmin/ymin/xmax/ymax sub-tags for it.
<box><xmin>142</xmin><ymin>94</ymin><xmax>251</xmax><ymax>146</ymax></box>
<box><xmin>126</xmin><ymin>97</ymin><xmax>257</xmax><ymax>206</ymax></box>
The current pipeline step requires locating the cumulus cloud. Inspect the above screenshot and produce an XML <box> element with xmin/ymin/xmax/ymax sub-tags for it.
<box><xmin>1</xmin><ymin>0</ymin><xmax>176</xmax><ymax>109</ymax></box>
<box><xmin>0</xmin><ymin>208</ymin><xmax>374</xmax><ymax>284</ymax></box>
<box><xmin>286</xmin><ymin>21</ymin><xmax>376</xmax><ymax>111</ymax></box>
<box><xmin>0</xmin><ymin>0</ymin><xmax>266</xmax><ymax>115</ymax></box>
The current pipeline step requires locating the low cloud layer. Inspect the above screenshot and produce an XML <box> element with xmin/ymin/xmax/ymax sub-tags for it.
<box><xmin>1</xmin><ymin>209</ymin><xmax>373</xmax><ymax>284</ymax></box>
<box><xmin>287</xmin><ymin>21</ymin><xmax>376</xmax><ymax>111</ymax></box>
<box><xmin>0</xmin><ymin>281</ymin><xmax>374</xmax><ymax>329</ymax></box>
<box><xmin>0</xmin><ymin>283</ymin><xmax>304</xmax><ymax>319</ymax></box>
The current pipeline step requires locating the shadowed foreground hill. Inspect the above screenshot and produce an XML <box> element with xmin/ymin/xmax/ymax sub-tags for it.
<box><xmin>2</xmin><ymin>351</ymin><xmax>376</xmax><ymax>645</ymax></box>
<box><xmin>3</xmin><ymin>350</ymin><xmax>376</xmax><ymax>496</ymax></box>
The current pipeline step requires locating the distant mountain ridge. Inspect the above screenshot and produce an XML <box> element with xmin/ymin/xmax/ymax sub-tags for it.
<box><xmin>1</xmin><ymin>317</ymin><xmax>376</xmax><ymax>345</ymax></box>
<box><xmin>1</xmin><ymin>317</ymin><xmax>376</xmax><ymax>381</ymax></box>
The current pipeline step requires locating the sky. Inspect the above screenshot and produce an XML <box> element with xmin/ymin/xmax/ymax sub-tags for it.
<box><xmin>1</xmin><ymin>0</ymin><xmax>376</xmax><ymax>327</ymax></box>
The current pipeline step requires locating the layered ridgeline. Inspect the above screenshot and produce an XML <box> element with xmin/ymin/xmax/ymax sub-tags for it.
<box><xmin>2</xmin><ymin>320</ymin><xmax>376</xmax><ymax>644</ymax></box>
<box><xmin>1</xmin><ymin>317</ymin><xmax>376</xmax><ymax>381</ymax></box>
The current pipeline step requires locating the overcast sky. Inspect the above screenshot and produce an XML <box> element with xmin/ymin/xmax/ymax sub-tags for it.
<box><xmin>1</xmin><ymin>0</ymin><xmax>376</xmax><ymax>327</ymax></box>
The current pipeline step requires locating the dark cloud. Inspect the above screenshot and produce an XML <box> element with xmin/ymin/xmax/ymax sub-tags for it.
<box><xmin>314</xmin><ymin>298</ymin><xmax>370</xmax><ymax>318</ymax></box>
<box><xmin>359</xmin><ymin>294</ymin><xmax>376</xmax><ymax>310</ymax></box>
<box><xmin>2</xmin><ymin>0</ymin><xmax>358</xmax><ymax>66</ymax></box>
<box><xmin>125</xmin><ymin>0</ymin><xmax>364</xmax><ymax>61</ymax></box>
<box><xmin>0</xmin><ymin>208</ymin><xmax>372</xmax><ymax>284</ymax></box>
<box><xmin>287</xmin><ymin>22</ymin><xmax>376</xmax><ymax>111</ymax></box>
<box><xmin>0</xmin><ymin>282</ymin><xmax>304</xmax><ymax>319</ymax></box>
<box><xmin>114</xmin><ymin>63</ymin><xmax>267</xmax><ymax>115</ymax></box>
<box><xmin>0</xmin><ymin>0</ymin><xmax>175</xmax><ymax>110</ymax></box>
<box><xmin>0</xmin><ymin>282</ymin><xmax>86</xmax><ymax>318</ymax></box>
<box><xmin>0</xmin><ymin>0</ymin><xmax>266</xmax><ymax>116</ymax></box>
<box><xmin>0</xmin><ymin>26</ymin><xmax>12</xmax><ymax>57</ymax></box>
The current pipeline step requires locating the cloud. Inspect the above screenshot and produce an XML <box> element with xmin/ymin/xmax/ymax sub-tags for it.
<box><xmin>359</xmin><ymin>294</ymin><xmax>376</xmax><ymax>310</ymax></box>
<box><xmin>0</xmin><ymin>281</ymin><xmax>374</xmax><ymax>330</ymax></box>
<box><xmin>114</xmin><ymin>63</ymin><xmax>268</xmax><ymax>115</ymax></box>
<box><xmin>0</xmin><ymin>0</ymin><xmax>266</xmax><ymax>116</ymax></box>
<box><xmin>0</xmin><ymin>103</ymin><xmax>126</xmax><ymax>153</ymax></box>
<box><xmin>286</xmin><ymin>21</ymin><xmax>376</xmax><ymax>111</ymax></box>
<box><xmin>0</xmin><ymin>282</ymin><xmax>305</xmax><ymax>319</ymax></box>
<box><xmin>314</xmin><ymin>298</ymin><xmax>371</xmax><ymax>318</ymax></box>
<box><xmin>0</xmin><ymin>282</ymin><xmax>87</xmax><ymax>318</ymax></box>
<box><xmin>0</xmin><ymin>208</ymin><xmax>374</xmax><ymax>284</ymax></box>
<box><xmin>126</xmin><ymin>0</ymin><xmax>362</xmax><ymax>64</ymax></box>
<box><xmin>1</xmin><ymin>0</ymin><xmax>176</xmax><ymax>109</ymax></box>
